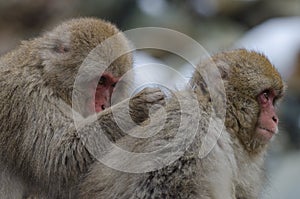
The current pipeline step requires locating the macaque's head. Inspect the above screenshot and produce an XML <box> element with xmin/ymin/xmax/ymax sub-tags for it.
<box><xmin>220</xmin><ymin>49</ymin><xmax>285</xmax><ymax>153</ymax></box>
<box><xmin>35</xmin><ymin>18</ymin><xmax>132</xmax><ymax>116</ymax></box>
<box><xmin>192</xmin><ymin>49</ymin><xmax>285</xmax><ymax>153</ymax></box>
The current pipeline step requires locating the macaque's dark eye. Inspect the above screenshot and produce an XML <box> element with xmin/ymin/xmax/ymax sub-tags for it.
<box><xmin>98</xmin><ymin>76</ymin><xmax>106</xmax><ymax>85</ymax></box>
<box><xmin>258</xmin><ymin>89</ymin><xmax>271</xmax><ymax>104</ymax></box>
<box><xmin>263</xmin><ymin>90</ymin><xmax>270</xmax><ymax>101</ymax></box>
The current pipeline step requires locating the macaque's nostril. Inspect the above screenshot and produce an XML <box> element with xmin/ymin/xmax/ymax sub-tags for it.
<box><xmin>272</xmin><ymin>116</ymin><xmax>278</xmax><ymax>124</ymax></box>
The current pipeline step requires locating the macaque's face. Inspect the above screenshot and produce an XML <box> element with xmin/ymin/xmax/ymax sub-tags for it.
<box><xmin>216</xmin><ymin>50</ymin><xmax>285</xmax><ymax>152</ymax></box>
<box><xmin>256</xmin><ymin>89</ymin><xmax>279</xmax><ymax>142</ymax></box>
<box><xmin>90</xmin><ymin>73</ymin><xmax>119</xmax><ymax>113</ymax></box>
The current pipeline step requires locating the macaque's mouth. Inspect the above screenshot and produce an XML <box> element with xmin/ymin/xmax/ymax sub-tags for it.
<box><xmin>258</xmin><ymin>126</ymin><xmax>274</xmax><ymax>134</ymax></box>
<box><xmin>86</xmin><ymin>82</ymin><xmax>108</xmax><ymax>114</ymax></box>
<box><xmin>94</xmin><ymin>84</ymin><xmax>109</xmax><ymax>113</ymax></box>
<box><xmin>257</xmin><ymin>126</ymin><xmax>276</xmax><ymax>140</ymax></box>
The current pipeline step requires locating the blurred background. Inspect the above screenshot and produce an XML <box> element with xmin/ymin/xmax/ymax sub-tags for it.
<box><xmin>0</xmin><ymin>0</ymin><xmax>299</xmax><ymax>198</ymax></box>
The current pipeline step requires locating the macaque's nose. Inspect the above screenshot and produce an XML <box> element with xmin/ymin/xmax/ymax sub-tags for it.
<box><xmin>100</xmin><ymin>99</ymin><xmax>111</xmax><ymax>111</ymax></box>
<box><xmin>272</xmin><ymin>115</ymin><xmax>278</xmax><ymax>124</ymax></box>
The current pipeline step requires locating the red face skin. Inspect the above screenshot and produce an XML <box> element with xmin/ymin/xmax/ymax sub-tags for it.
<box><xmin>256</xmin><ymin>89</ymin><xmax>279</xmax><ymax>141</ymax></box>
<box><xmin>89</xmin><ymin>72</ymin><xmax>119</xmax><ymax>113</ymax></box>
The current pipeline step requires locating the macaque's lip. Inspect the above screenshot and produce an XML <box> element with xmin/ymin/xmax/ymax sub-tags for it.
<box><xmin>258</xmin><ymin>126</ymin><xmax>275</xmax><ymax>134</ymax></box>
<box><xmin>257</xmin><ymin>126</ymin><xmax>276</xmax><ymax>140</ymax></box>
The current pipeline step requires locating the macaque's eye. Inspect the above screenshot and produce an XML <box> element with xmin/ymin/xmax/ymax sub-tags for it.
<box><xmin>98</xmin><ymin>76</ymin><xmax>106</xmax><ymax>85</ymax></box>
<box><xmin>112</xmin><ymin>82</ymin><xmax>116</xmax><ymax>88</ymax></box>
<box><xmin>259</xmin><ymin>89</ymin><xmax>271</xmax><ymax>104</ymax></box>
<box><xmin>263</xmin><ymin>90</ymin><xmax>270</xmax><ymax>101</ymax></box>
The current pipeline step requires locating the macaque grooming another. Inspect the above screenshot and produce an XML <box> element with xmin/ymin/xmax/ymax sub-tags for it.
<box><xmin>0</xmin><ymin>18</ymin><xmax>165</xmax><ymax>199</ymax></box>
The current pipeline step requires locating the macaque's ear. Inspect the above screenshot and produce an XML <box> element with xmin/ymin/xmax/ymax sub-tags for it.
<box><xmin>215</xmin><ymin>60</ymin><xmax>230</xmax><ymax>80</ymax></box>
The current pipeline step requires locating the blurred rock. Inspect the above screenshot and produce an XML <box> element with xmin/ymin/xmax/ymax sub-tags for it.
<box><xmin>0</xmin><ymin>0</ymin><xmax>77</xmax><ymax>55</ymax></box>
<box><xmin>235</xmin><ymin>17</ymin><xmax>300</xmax><ymax>80</ymax></box>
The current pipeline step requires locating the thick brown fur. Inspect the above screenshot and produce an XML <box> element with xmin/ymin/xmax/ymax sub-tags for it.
<box><xmin>0</xmin><ymin>18</ymin><xmax>164</xmax><ymax>199</ymax></box>
<box><xmin>78</xmin><ymin>49</ymin><xmax>285</xmax><ymax>199</ymax></box>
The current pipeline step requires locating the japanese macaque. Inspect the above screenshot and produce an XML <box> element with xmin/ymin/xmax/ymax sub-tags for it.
<box><xmin>0</xmin><ymin>18</ymin><xmax>165</xmax><ymax>199</ymax></box>
<box><xmin>78</xmin><ymin>49</ymin><xmax>285</xmax><ymax>199</ymax></box>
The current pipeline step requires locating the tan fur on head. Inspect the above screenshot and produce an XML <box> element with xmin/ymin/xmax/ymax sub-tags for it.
<box><xmin>36</xmin><ymin>18</ymin><xmax>133</xmax><ymax>106</ymax></box>
<box><xmin>191</xmin><ymin>49</ymin><xmax>285</xmax><ymax>154</ymax></box>
<box><xmin>216</xmin><ymin>49</ymin><xmax>284</xmax><ymax>153</ymax></box>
